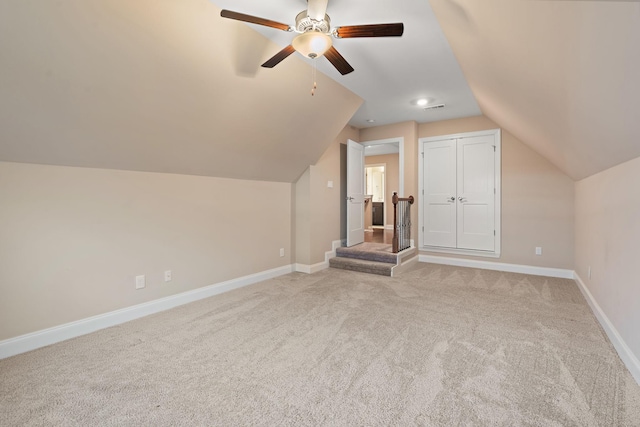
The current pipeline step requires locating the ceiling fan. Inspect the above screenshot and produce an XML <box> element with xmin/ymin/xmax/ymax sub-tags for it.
<box><xmin>220</xmin><ymin>0</ymin><xmax>404</xmax><ymax>75</ymax></box>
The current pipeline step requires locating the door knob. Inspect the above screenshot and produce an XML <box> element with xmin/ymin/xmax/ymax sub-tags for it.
<box><xmin>346</xmin><ymin>196</ymin><xmax>354</xmax><ymax>201</ymax></box>
<box><xmin>448</xmin><ymin>197</ymin><xmax>455</xmax><ymax>202</ymax></box>
<box><xmin>458</xmin><ymin>197</ymin><xmax>467</xmax><ymax>202</ymax></box>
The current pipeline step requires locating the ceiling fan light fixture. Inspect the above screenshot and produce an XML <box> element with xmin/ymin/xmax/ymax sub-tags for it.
<box><xmin>220</xmin><ymin>7</ymin><xmax>403</xmax><ymax>76</ymax></box>
<box><xmin>292</xmin><ymin>31</ymin><xmax>332</xmax><ymax>58</ymax></box>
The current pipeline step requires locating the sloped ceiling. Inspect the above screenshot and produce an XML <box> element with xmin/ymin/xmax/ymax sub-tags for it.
<box><xmin>2</xmin><ymin>0</ymin><xmax>637</xmax><ymax>183</ymax></box>
<box><xmin>211</xmin><ymin>0</ymin><xmax>481</xmax><ymax>128</ymax></box>
<box><xmin>430</xmin><ymin>0</ymin><xmax>640</xmax><ymax>180</ymax></box>
<box><xmin>0</xmin><ymin>0</ymin><xmax>362</xmax><ymax>183</ymax></box>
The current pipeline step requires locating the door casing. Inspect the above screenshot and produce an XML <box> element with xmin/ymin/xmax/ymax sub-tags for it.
<box><xmin>418</xmin><ymin>129</ymin><xmax>501</xmax><ymax>258</ymax></box>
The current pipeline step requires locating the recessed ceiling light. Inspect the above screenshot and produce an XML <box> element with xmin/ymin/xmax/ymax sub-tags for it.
<box><xmin>416</xmin><ymin>98</ymin><xmax>428</xmax><ymax>107</ymax></box>
<box><xmin>366</xmin><ymin>119</ymin><xmax>376</xmax><ymax>123</ymax></box>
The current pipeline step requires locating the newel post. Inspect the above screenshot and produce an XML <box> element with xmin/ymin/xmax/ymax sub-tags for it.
<box><xmin>392</xmin><ymin>192</ymin><xmax>399</xmax><ymax>253</ymax></box>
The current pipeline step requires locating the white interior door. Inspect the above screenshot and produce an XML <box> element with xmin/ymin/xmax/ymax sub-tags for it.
<box><xmin>347</xmin><ymin>139</ymin><xmax>364</xmax><ymax>247</ymax></box>
<box><xmin>457</xmin><ymin>136</ymin><xmax>495</xmax><ymax>251</ymax></box>
<box><xmin>423</xmin><ymin>139</ymin><xmax>457</xmax><ymax>248</ymax></box>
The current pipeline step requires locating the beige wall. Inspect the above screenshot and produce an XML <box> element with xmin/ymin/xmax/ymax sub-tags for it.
<box><xmin>418</xmin><ymin>116</ymin><xmax>575</xmax><ymax>269</ymax></box>
<box><xmin>365</xmin><ymin>154</ymin><xmax>400</xmax><ymax>227</ymax></box>
<box><xmin>294</xmin><ymin>169</ymin><xmax>311</xmax><ymax>266</ymax></box>
<box><xmin>297</xmin><ymin>116</ymin><xmax>574</xmax><ymax>269</ymax></box>
<box><xmin>295</xmin><ymin>125</ymin><xmax>359</xmax><ymax>266</ymax></box>
<box><xmin>310</xmin><ymin>126</ymin><xmax>357</xmax><ymax>263</ymax></box>
<box><xmin>0</xmin><ymin>162</ymin><xmax>292</xmax><ymax>341</ymax></box>
<box><xmin>575</xmin><ymin>156</ymin><xmax>640</xmax><ymax>361</ymax></box>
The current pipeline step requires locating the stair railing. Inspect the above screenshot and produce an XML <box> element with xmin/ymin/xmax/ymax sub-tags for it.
<box><xmin>392</xmin><ymin>192</ymin><xmax>415</xmax><ymax>253</ymax></box>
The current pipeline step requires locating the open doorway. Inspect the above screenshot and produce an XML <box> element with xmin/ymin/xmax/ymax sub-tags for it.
<box><xmin>362</xmin><ymin>137</ymin><xmax>403</xmax><ymax>243</ymax></box>
<box><xmin>341</xmin><ymin>137</ymin><xmax>404</xmax><ymax>245</ymax></box>
<box><xmin>365</xmin><ymin>164</ymin><xmax>386</xmax><ymax>227</ymax></box>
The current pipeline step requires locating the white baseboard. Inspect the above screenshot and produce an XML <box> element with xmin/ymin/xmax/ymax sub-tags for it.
<box><xmin>295</xmin><ymin>240</ymin><xmax>342</xmax><ymax>274</ymax></box>
<box><xmin>391</xmin><ymin>247</ymin><xmax>418</xmax><ymax>277</ymax></box>
<box><xmin>421</xmin><ymin>246</ymin><xmax>500</xmax><ymax>259</ymax></box>
<box><xmin>294</xmin><ymin>263</ymin><xmax>325</xmax><ymax>274</ymax></box>
<box><xmin>574</xmin><ymin>273</ymin><xmax>640</xmax><ymax>385</ymax></box>
<box><xmin>419</xmin><ymin>255</ymin><xmax>574</xmax><ymax>279</ymax></box>
<box><xmin>0</xmin><ymin>264</ymin><xmax>294</xmax><ymax>360</ymax></box>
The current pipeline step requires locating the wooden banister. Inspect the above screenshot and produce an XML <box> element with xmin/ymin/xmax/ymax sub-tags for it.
<box><xmin>392</xmin><ymin>192</ymin><xmax>415</xmax><ymax>253</ymax></box>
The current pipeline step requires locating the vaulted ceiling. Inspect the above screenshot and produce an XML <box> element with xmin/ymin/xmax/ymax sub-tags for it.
<box><xmin>0</xmin><ymin>0</ymin><xmax>638</xmax><ymax>182</ymax></box>
<box><xmin>430</xmin><ymin>0</ymin><xmax>640</xmax><ymax>180</ymax></box>
<box><xmin>211</xmin><ymin>0</ymin><xmax>482</xmax><ymax>127</ymax></box>
<box><xmin>0</xmin><ymin>0</ymin><xmax>362</xmax><ymax>183</ymax></box>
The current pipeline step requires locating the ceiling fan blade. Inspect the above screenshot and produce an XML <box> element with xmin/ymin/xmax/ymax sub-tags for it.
<box><xmin>220</xmin><ymin>10</ymin><xmax>292</xmax><ymax>32</ymax></box>
<box><xmin>261</xmin><ymin>45</ymin><xmax>296</xmax><ymax>68</ymax></box>
<box><xmin>307</xmin><ymin>0</ymin><xmax>329</xmax><ymax>21</ymax></box>
<box><xmin>335</xmin><ymin>23</ymin><xmax>404</xmax><ymax>38</ymax></box>
<box><xmin>324</xmin><ymin>46</ymin><xmax>354</xmax><ymax>75</ymax></box>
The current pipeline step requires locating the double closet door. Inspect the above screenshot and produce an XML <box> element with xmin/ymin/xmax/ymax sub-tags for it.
<box><xmin>421</xmin><ymin>132</ymin><xmax>500</xmax><ymax>253</ymax></box>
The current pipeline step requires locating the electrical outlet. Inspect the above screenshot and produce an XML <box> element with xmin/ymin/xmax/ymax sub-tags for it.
<box><xmin>164</xmin><ymin>270</ymin><xmax>172</xmax><ymax>282</ymax></box>
<box><xmin>135</xmin><ymin>275</ymin><xmax>146</xmax><ymax>290</ymax></box>
<box><xmin>279</xmin><ymin>248</ymin><xmax>285</xmax><ymax>257</ymax></box>
<box><xmin>535</xmin><ymin>247</ymin><xmax>542</xmax><ymax>256</ymax></box>
<box><xmin>327</xmin><ymin>180</ymin><xmax>334</xmax><ymax>188</ymax></box>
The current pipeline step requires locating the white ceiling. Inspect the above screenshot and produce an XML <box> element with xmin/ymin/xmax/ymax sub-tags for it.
<box><xmin>211</xmin><ymin>0</ymin><xmax>640</xmax><ymax>180</ymax></box>
<box><xmin>210</xmin><ymin>0</ymin><xmax>481</xmax><ymax>128</ymax></box>
<box><xmin>364</xmin><ymin>141</ymin><xmax>399</xmax><ymax>157</ymax></box>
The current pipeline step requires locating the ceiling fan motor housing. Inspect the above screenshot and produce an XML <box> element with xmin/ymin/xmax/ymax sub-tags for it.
<box><xmin>295</xmin><ymin>11</ymin><xmax>331</xmax><ymax>34</ymax></box>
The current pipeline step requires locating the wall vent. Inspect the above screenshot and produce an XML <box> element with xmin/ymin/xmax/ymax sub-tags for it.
<box><xmin>424</xmin><ymin>103</ymin><xmax>446</xmax><ymax>110</ymax></box>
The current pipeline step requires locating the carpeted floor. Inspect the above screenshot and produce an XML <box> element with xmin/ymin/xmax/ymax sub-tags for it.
<box><xmin>1</xmin><ymin>264</ymin><xmax>639</xmax><ymax>426</ymax></box>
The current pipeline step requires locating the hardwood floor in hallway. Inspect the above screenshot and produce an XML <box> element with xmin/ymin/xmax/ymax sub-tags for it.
<box><xmin>364</xmin><ymin>227</ymin><xmax>394</xmax><ymax>244</ymax></box>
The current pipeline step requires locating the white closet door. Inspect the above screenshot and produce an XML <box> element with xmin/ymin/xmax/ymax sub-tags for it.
<box><xmin>423</xmin><ymin>139</ymin><xmax>457</xmax><ymax>248</ymax></box>
<box><xmin>456</xmin><ymin>136</ymin><xmax>495</xmax><ymax>251</ymax></box>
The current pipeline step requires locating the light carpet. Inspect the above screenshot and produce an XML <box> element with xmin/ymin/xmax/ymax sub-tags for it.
<box><xmin>1</xmin><ymin>264</ymin><xmax>639</xmax><ymax>426</ymax></box>
<box><xmin>335</xmin><ymin>242</ymin><xmax>396</xmax><ymax>262</ymax></box>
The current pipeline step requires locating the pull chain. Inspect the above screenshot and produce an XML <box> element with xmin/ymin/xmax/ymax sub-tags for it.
<box><xmin>311</xmin><ymin>59</ymin><xmax>317</xmax><ymax>96</ymax></box>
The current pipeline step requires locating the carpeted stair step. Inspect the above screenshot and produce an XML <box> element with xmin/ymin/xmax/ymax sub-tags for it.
<box><xmin>335</xmin><ymin>246</ymin><xmax>397</xmax><ymax>264</ymax></box>
<box><xmin>329</xmin><ymin>256</ymin><xmax>395</xmax><ymax>276</ymax></box>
